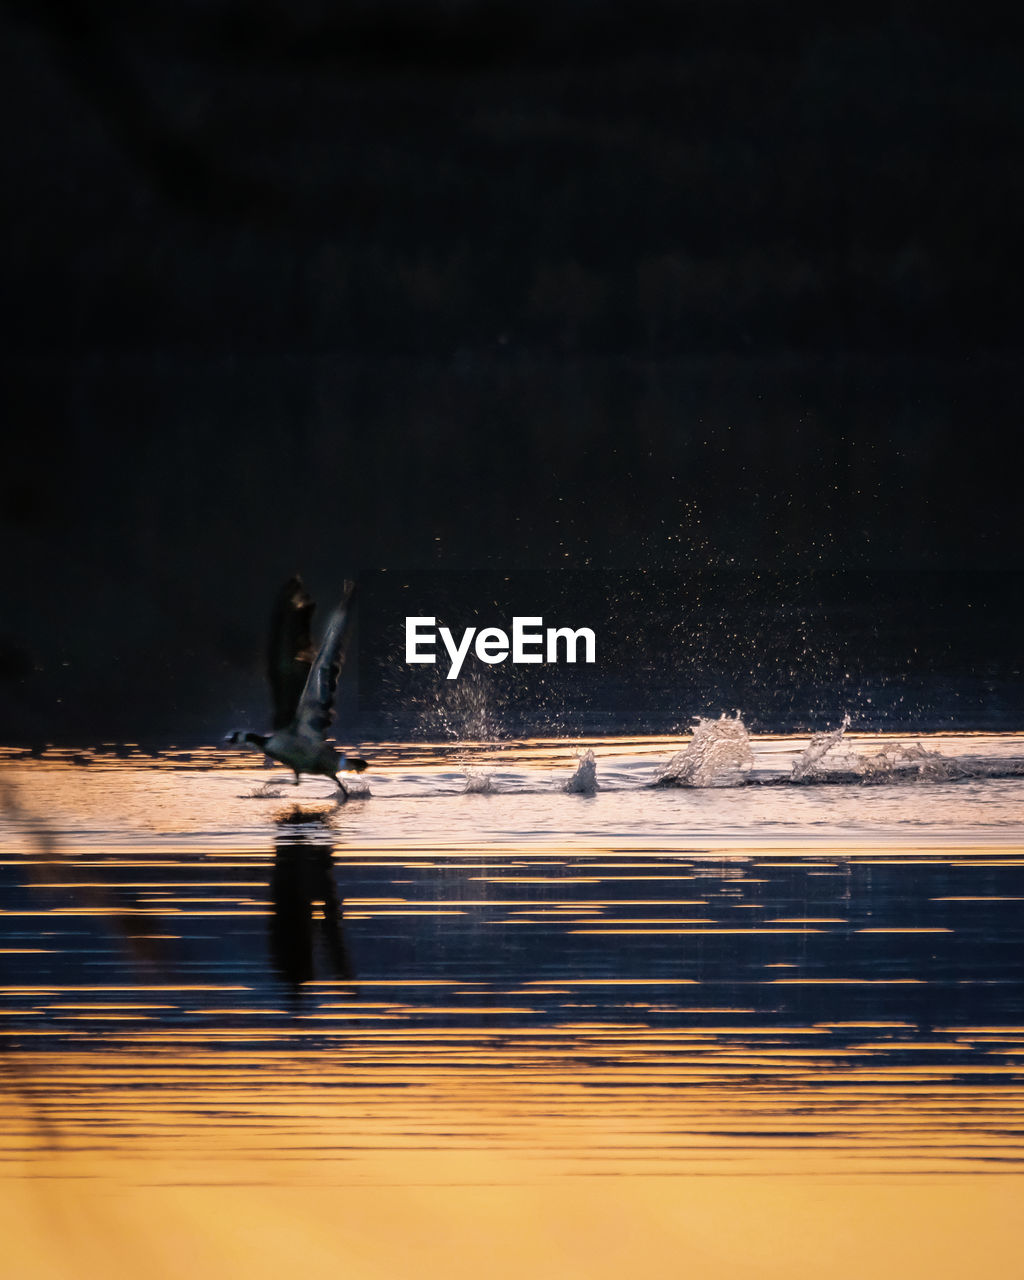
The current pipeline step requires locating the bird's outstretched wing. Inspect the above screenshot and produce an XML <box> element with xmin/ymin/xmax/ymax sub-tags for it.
<box><xmin>293</xmin><ymin>582</ymin><xmax>356</xmax><ymax>739</ymax></box>
<box><xmin>267</xmin><ymin>575</ymin><xmax>316</xmax><ymax>730</ymax></box>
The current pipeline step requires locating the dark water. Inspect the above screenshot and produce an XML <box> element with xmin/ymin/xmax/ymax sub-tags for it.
<box><xmin>2</xmin><ymin>745</ymin><xmax>1024</xmax><ymax>1277</ymax></box>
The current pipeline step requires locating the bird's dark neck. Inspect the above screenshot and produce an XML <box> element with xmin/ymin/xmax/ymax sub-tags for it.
<box><xmin>242</xmin><ymin>732</ymin><xmax>269</xmax><ymax>748</ymax></box>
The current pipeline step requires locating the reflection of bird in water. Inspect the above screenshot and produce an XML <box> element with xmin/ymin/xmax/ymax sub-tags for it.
<box><xmin>226</xmin><ymin>576</ymin><xmax>367</xmax><ymax>796</ymax></box>
<box><xmin>269</xmin><ymin>832</ymin><xmax>353</xmax><ymax>995</ymax></box>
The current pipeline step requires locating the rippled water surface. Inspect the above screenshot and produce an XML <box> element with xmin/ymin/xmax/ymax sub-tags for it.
<box><xmin>2</xmin><ymin>733</ymin><xmax>1023</xmax><ymax>1278</ymax></box>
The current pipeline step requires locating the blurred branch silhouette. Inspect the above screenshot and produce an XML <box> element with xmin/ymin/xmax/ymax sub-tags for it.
<box><xmin>0</xmin><ymin>776</ymin><xmax>169</xmax><ymax>969</ymax></box>
<box><xmin>0</xmin><ymin>775</ymin><xmax>170</xmax><ymax>1151</ymax></box>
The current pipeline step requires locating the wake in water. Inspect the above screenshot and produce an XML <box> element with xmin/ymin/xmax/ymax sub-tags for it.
<box><xmin>653</xmin><ymin>714</ymin><xmax>754</xmax><ymax>787</ymax></box>
<box><xmin>229</xmin><ymin>711</ymin><xmax>1024</xmax><ymax>808</ymax></box>
<box><xmin>241</xmin><ymin>776</ymin><xmax>370</xmax><ymax>800</ymax></box>
<box><xmin>856</xmin><ymin>741</ymin><xmax>974</xmax><ymax>783</ymax></box>
<box><xmin>564</xmin><ymin>748</ymin><xmax>598</xmax><ymax>794</ymax></box>
<box><xmin>787</xmin><ymin>717</ymin><xmax>981</xmax><ymax>786</ymax></box>
<box><xmin>788</xmin><ymin>714</ymin><xmax>974</xmax><ymax>786</ymax></box>
<box><xmin>651</xmin><ymin>711</ymin><xmax>1001</xmax><ymax>791</ymax></box>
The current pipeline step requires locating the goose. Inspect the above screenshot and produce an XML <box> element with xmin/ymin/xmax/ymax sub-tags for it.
<box><xmin>226</xmin><ymin>576</ymin><xmax>367</xmax><ymax>794</ymax></box>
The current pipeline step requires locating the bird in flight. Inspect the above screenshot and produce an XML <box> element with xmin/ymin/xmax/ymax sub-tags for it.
<box><xmin>226</xmin><ymin>577</ymin><xmax>367</xmax><ymax>795</ymax></box>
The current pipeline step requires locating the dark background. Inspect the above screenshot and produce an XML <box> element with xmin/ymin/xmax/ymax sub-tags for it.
<box><xmin>2</xmin><ymin>1</ymin><xmax>1022</xmax><ymax>743</ymax></box>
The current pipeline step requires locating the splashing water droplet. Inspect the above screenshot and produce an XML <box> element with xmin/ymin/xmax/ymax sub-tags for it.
<box><xmin>655</xmin><ymin>713</ymin><xmax>754</xmax><ymax>787</ymax></box>
<box><xmin>792</xmin><ymin>714</ymin><xmax>851</xmax><ymax>781</ymax></box>
<box><xmin>461</xmin><ymin>768</ymin><xmax>495</xmax><ymax>794</ymax></box>
<box><xmin>564</xmin><ymin>748</ymin><xmax>598</xmax><ymax>794</ymax></box>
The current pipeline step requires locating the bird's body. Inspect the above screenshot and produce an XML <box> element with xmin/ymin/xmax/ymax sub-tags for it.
<box><xmin>265</xmin><ymin>729</ymin><xmax>347</xmax><ymax>781</ymax></box>
<box><xmin>227</xmin><ymin>578</ymin><xmax>366</xmax><ymax>794</ymax></box>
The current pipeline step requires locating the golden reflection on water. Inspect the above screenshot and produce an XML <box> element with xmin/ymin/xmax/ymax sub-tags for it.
<box><xmin>2</xmin><ymin>749</ymin><xmax>1024</xmax><ymax>1276</ymax></box>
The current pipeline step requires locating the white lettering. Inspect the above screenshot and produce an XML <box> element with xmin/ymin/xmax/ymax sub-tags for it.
<box><xmin>405</xmin><ymin>616</ymin><xmax>596</xmax><ymax>677</ymax></box>
<box><xmin>512</xmin><ymin>616</ymin><xmax>544</xmax><ymax>663</ymax></box>
<box><xmin>546</xmin><ymin>627</ymin><xmax>596</xmax><ymax>664</ymax></box>
<box><xmin>475</xmin><ymin>627</ymin><xmax>509</xmax><ymax>664</ymax></box>
<box><xmin>439</xmin><ymin>626</ymin><xmax>477</xmax><ymax>680</ymax></box>
<box><xmin>406</xmin><ymin>617</ymin><xmax>437</xmax><ymax>663</ymax></box>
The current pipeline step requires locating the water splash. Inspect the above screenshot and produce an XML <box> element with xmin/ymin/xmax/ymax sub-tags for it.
<box><xmin>792</xmin><ymin>714</ymin><xmax>851</xmax><ymax>781</ymax></box>
<box><xmin>564</xmin><ymin>748</ymin><xmax>598</xmax><ymax>794</ymax></box>
<box><xmin>654</xmin><ymin>714</ymin><xmax>754</xmax><ymax>787</ymax></box>
<box><xmin>462</xmin><ymin>768</ymin><xmax>496</xmax><ymax>794</ymax></box>
<box><xmin>857</xmin><ymin>741</ymin><xmax>972</xmax><ymax>783</ymax></box>
<box><xmin>415</xmin><ymin>670</ymin><xmax>506</xmax><ymax>742</ymax></box>
<box><xmin>241</xmin><ymin>780</ymin><xmax>284</xmax><ymax>799</ymax></box>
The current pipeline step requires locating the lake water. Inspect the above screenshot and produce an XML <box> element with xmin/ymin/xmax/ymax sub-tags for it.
<box><xmin>2</xmin><ymin>729</ymin><xmax>1023</xmax><ymax>1278</ymax></box>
